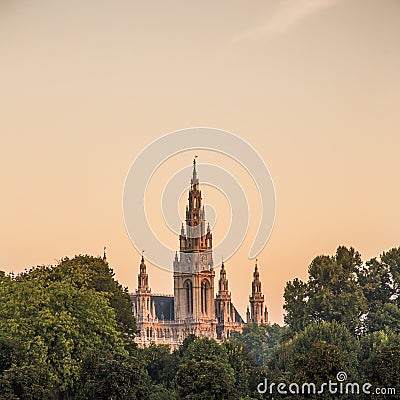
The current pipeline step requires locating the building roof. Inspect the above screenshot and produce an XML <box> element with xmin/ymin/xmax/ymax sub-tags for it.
<box><xmin>233</xmin><ymin>304</ymin><xmax>245</xmax><ymax>324</ymax></box>
<box><xmin>151</xmin><ymin>295</ymin><xmax>175</xmax><ymax>321</ymax></box>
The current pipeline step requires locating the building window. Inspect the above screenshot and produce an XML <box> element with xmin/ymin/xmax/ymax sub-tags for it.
<box><xmin>201</xmin><ymin>280</ymin><xmax>210</xmax><ymax>315</ymax></box>
<box><xmin>185</xmin><ymin>280</ymin><xmax>193</xmax><ymax>314</ymax></box>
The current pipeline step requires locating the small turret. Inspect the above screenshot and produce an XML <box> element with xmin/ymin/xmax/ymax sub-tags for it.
<box><xmin>138</xmin><ymin>252</ymin><xmax>149</xmax><ymax>292</ymax></box>
<box><xmin>218</xmin><ymin>261</ymin><xmax>229</xmax><ymax>292</ymax></box>
<box><xmin>248</xmin><ymin>260</ymin><xmax>268</xmax><ymax>325</ymax></box>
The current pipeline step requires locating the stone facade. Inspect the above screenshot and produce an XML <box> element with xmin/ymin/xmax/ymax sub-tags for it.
<box><xmin>130</xmin><ymin>159</ymin><xmax>269</xmax><ymax>348</ymax></box>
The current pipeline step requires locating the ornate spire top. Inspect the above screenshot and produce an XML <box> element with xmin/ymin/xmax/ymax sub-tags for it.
<box><xmin>253</xmin><ymin>259</ymin><xmax>260</xmax><ymax>279</ymax></box>
<box><xmin>140</xmin><ymin>251</ymin><xmax>147</xmax><ymax>274</ymax></box>
<box><xmin>138</xmin><ymin>251</ymin><xmax>149</xmax><ymax>291</ymax></box>
<box><xmin>218</xmin><ymin>257</ymin><xmax>228</xmax><ymax>292</ymax></box>
<box><xmin>191</xmin><ymin>155</ymin><xmax>199</xmax><ymax>186</ymax></box>
<box><xmin>220</xmin><ymin>258</ymin><xmax>227</xmax><ymax>277</ymax></box>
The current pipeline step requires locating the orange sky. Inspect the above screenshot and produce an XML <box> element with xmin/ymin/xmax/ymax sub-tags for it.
<box><xmin>1</xmin><ymin>0</ymin><xmax>400</xmax><ymax>324</ymax></box>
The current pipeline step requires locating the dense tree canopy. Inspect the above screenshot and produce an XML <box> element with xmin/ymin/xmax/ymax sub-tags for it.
<box><xmin>284</xmin><ymin>246</ymin><xmax>367</xmax><ymax>333</ymax></box>
<box><xmin>16</xmin><ymin>255</ymin><xmax>136</xmax><ymax>334</ymax></box>
<box><xmin>0</xmin><ymin>271</ymin><xmax>126</xmax><ymax>398</ymax></box>
<box><xmin>231</xmin><ymin>323</ymin><xmax>287</xmax><ymax>366</ymax></box>
<box><xmin>284</xmin><ymin>246</ymin><xmax>400</xmax><ymax>335</ymax></box>
<box><xmin>1</xmin><ymin>247</ymin><xmax>400</xmax><ymax>399</ymax></box>
<box><xmin>77</xmin><ymin>349</ymin><xmax>151</xmax><ymax>400</ymax></box>
<box><xmin>0</xmin><ymin>255</ymin><xmax>140</xmax><ymax>399</ymax></box>
<box><xmin>176</xmin><ymin>337</ymin><xmax>236</xmax><ymax>400</ymax></box>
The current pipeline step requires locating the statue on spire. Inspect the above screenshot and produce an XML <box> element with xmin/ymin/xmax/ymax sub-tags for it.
<box><xmin>191</xmin><ymin>155</ymin><xmax>199</xmax><ymax>186</ymax></box>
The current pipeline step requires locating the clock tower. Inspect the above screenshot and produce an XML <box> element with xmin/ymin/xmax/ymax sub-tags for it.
<box><xmin>173</xmin><ymin>158</ymin><xmax>216</xmax><ymax>332</ymax></box>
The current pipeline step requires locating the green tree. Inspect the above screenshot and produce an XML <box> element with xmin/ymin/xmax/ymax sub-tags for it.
<box><xmin>365</xmin><ymin>302</ymin><xmax>400</xmax><ymax>334</ymax></box>
<box><xmin>0</xmin><ymin>363</ymin><xmax>53</xmax><ymax>400</ymax></box>
<box><xmin>290</xmin><ymin>322</ymin><xmax>359</xmax><ymax>378</ymax></box>
<box><xmin>17</xmin><ymin>255</ymin><xmax>136</xmax><ymax>335</ymax></box>
<box><xmin>223</xmin><ymin>337</ymin><xmax>266</xmax><ymax>399</ymax></box>
<box><xmin>357</xmin><ymin>249</ymin><xmax>400</xmax><ymax>333</ymax></box>
<box><xmin>77</xmin><ymin>349</ymin><xmax>151</xmax><ymax>400</ymax></box>
<box><xmin>360</xmin><ymin>333</ymin><xmax>400</xmax><ymax>399</ymax></box>
<box><xmin>0</xmin><ymin>336</ymin><xmax>19</xmax><ymax>374</ymax></box>
<box><xmin>0</xmin><ymin>275</ymin><xmax>125</xmax><ymax>399</ymax></box>
<box><xmin>284</xmin><ymin>246</ymin><xmax>367</xmax><ymax>333</ymax></box>
<box><xmin>142</xmin><ymin>344</ymin><xmax>178</xmax><ymax>390</ymax></box>
<box><xmin>282</xmin><ymin>277</ymin><xmax>309</xmax><ymax>333</ymax></box>
<box><xmin>380</xmin><ymin>247</ymin><xmax>400</xmax><ymax>303</ymax></box>
<box><xmin>174</xmin><ymin>334</ymin><xmax>197</xmax><ymax>358</ymax></box>
<box><xmin>269</xmin><ymin>321</ymin><xmax>359</xmax><ymax>399</ymax></box>
<box><xmin>175</xmin><ymin>337</ymin><xmax>235</xmax><ymax>399</ymax></box>
<box><xmin>357</xmin><ymin>257</ymin><xmax>392</xmax><ymax>304</ymax></box>
<box><xmin>231</xmin><ymin>323</ymin><xmax>287</xmax><ymax>366</ymax></box>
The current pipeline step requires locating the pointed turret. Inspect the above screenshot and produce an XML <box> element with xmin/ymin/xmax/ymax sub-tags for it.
<box><xmin>138</xmin><ymin>252</ymin><xmax>149</xmax><ymax>292</ymax></box>
<box><xmin>216</xmin><ymin>260</ymin><xmax>233</xmax><ymax>330</ymax></box>
<box><xmin>248</xmin><ymin>260</ymin><xmax>268</xmax><ymax>325</ymax></box>
<box><xmin>218</xmin><ymin>261</ymin><xmax>229</xmax><ymax>292</ymax></box>
<box><xmin>252</xmin><ymin>260</ymin><xmax>262</xmax><ymax>294</ymax></box>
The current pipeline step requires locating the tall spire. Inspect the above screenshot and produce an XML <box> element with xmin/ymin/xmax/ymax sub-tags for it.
<box><xmin>184</xmin><ymin>156</ymin><xmax>208</xmax><ymax>247</ymax></box>
<box><xmin>191</xmin><ymin>155</ymin><xmax>199</xmax><ymax>186</ymax></box>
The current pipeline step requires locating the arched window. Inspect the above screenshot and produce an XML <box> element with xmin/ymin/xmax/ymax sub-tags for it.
<box><xmin>184</xmin><ymin>280</ymin><xmax>193</xmax><ymax>314</ymax></box>
<box><xmin>201</xmin><ymin>280</ymin><xmax>210</xmax><ymax>315</ymax></box>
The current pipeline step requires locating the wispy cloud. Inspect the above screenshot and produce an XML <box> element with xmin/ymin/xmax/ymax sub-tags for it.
<box><xmin>233</xmin><ymin>0</ymin><xmax>343</xmax><ymax>43</ymax></box>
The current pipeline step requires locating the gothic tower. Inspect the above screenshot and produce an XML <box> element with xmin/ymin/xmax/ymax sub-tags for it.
<box><xmin>216</xmin><ymin>261</ymin><xmax>232</xmax><ymax>323</ymax></box>
<box><xmin>247</xmin><ymin>260</ymin><xmax>269</xmax><ymax>325</ymax></box>
<box><xmin>173</xmin><ymin>158</ymin><xmax>216</xmax><ymax>329</ymax></box>
<box><xmin>216</xmin><ymin>261</ymin><xmax>237</xmax><ymax>338</ymax></box>
<box><xmin>133</xmin><ymin>254</ymin><xmax>157</xmax><ymax>330</ymax></box>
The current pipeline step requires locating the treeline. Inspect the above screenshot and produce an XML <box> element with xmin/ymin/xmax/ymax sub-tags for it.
<box><xmin>275</xmin><ymin>245</ymin><xmax>400</xmax><ymax>399</ymax></box>
<box><xmin>0</xmin><ymin>256</ymin><xmax>138</xmax><ymax>399</ymax></box>
<box><xmin>1</xmin><ymin>247</ymin><xmax>400</xmax><ymax>399</ymax></box>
